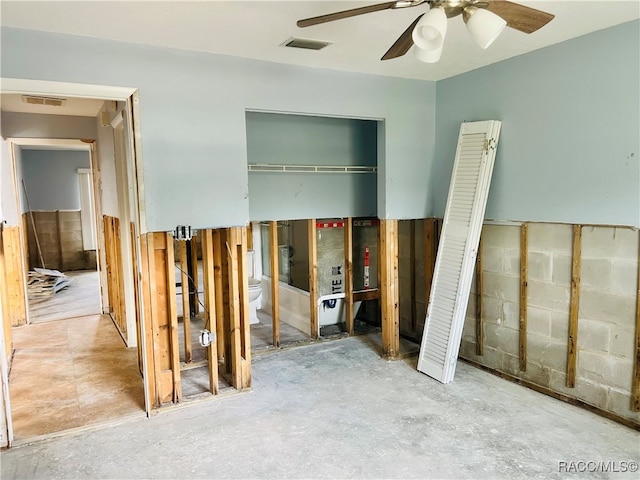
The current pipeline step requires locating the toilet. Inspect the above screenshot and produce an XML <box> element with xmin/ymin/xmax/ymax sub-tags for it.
<box><xmin>247</xmin><ymin>251</ymin><xmax>262</xmax><ymax>324</ymax></box>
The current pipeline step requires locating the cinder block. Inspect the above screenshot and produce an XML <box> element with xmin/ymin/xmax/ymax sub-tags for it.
<box><xmin>549</xmin><ymin>370</ymin><xmax>608</xmax><ymax>409</ymax></box>
<box><xmin>484</xmin><ymin>323</ymin><xmax>519</xmax><ymax>356</ymax></box>
<box><xmin>465</xmin><ymin>293</ymin><xmax>477</xmax><ymax>320</ymax></box>
<box><xmin>483</xmin><ymin>271</ymin><xmax>519</xmax><ymax>302</ymax></box>
<box><xmin>502</xmin><ymin>301</ymin><xmax>519</xmax><ymax>330</ymax></box>
<box><xmin>579</xmin><ymin>289</ymin><xmax>635</xmax><ymax>328</ymax></box>
<box><xmin>60</xmin><ymin>231</ymin><xmax>82</xmax><ymax>244</ymax></box>
<box><xmin>611</xmin><ymin>260</ymin><xmax>638</xmax><ymax>297</ymax></box>
<box><xmin>580</xmin><ymin>258</ymin><xmax>613</xmax><ymax>292</ymax></box>
<box><xmin>528</xmin><ymin>252</ymin><xmax>553</xmax><ymax>282</ymax></box>
<box><xmin>577</xmin><ymin>318</ymin><xmax>610</xmax><ymax>353</ymax></box>
<box><xmin>462</xmin><ymin>315</ymin><xmax>476</xmax><ymax>339</ymax></box>
<box><xmin>482</xmin><ymin>245</ymin><xmax>504</xmax><ymax>273</ymax></box>
<box><xmin>474</xmin><ymin>345</ymin><xmax>502</xmax><ymax>370</ymax></box>
<box><xmin>481</xmin><ymin>296</ymin><xmax>502</xmax><ymax>325</ymax></box>
<box><xmin>609</xmin><ymin>326</ymin><xmax>635</xmax><ymax>360</ymax></box>
<box><xmin>501</xmin><ymin>352</ymin><xmax>520</xmax><ymax>377</ymax></box>
<box><xmin>578</xmin><ymin>350</ymin><xmax>633</xmax><ymax>392</ymax></box>
<box><xmin>502</xmin><ymin>249</ymin><xmax>520</xmax><ymax>276</ymax></box>
<box><xmin>527</xmin><ymin>333</ymin><xmax>567</xmax><ymax>372</ymax></box>
<box><xmin>527</xmin><ymin>280</ymin><xmax>570</xmax><ymax>312</ymax></box>
<box><xmin>550</xmin><ymin>311</ymin><xmax>569</xmax><ymax>341</ymax></box>
<box><xmin>58</xmin><ymin>210</ymin><xmax>81</xmax><ymax>221</ymax></box>
<box><xmin>481</xmin><ymin>224</ymin><xmax>520</xmax><ymax>248</ymax></box>
<box><xmin>528</xmin><ymin>223</ymin><xmax>573</xmax><ymax>255</ymax></box>
<box><xmin>521</xmin><ymin>360</ymin><xmax>551</xmax><ymax>387</ymax></box>
<box><xmin>527</xmin><ymin>306</ymin><xmax>551</xmax><ymax>337</ymax></box>
<box><xmin>607</xmin><ymin>389</ymin><xmax>640</xmax><ymax>423</ymax></box>
<box><xmin>582</xmin><ymin>226</ymin><xmax>638</xmax><ymax>260</ymax></box>
<box><xmin>551</xmin><ymin>254</ymin><xmax>572</xmax><ymax>286</ymax></box>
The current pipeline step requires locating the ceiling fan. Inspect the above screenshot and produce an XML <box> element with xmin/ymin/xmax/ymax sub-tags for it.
<box><xmin>297</xmin><ymin>0</ymin><xmax>555</xmax><ymax>63</ymax></box>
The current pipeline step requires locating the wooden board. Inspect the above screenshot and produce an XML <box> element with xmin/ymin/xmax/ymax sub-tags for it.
<box><xmin>566</xmin><ymin>225</ymin><xmax>582</xmax><ymax>388</ymax></box>
<box><xmin>1</xmin><ymin>226</ymin><xmax>27</xmax><ymax>327</ymax></box>
<box><xmin>519</xmin><ymin>223</ymin><xmax>528</xmax><ymax>371</ymax></box>
<box><xmin>0</xmin><ymin>225</ymin><xmax>14</xmax><ymax>357</ymax></box>
<box><xmin>269</xmin><ymin>221</ymin><xmax>280</xmax><ymax>347</ymax></box>
<box><xmin>178</xmin><ymin>241</ymin><xmax>192</xmax><ymax>363</ymax></box>
<box><xmin>165</xmin><ymin>232</ymin><xmax>181</xmax><ymax>403</ymax></box>
<box><xmin>380</xmin><ymin>219</ymin><xmax>399</xmax><ymax>358</ymax></box>
<box><xmin>476</xmin><ymin>233</ymin><xmax>484</xmax><ymax>356</ymax></box>
<box><xmin>632</xmin><ymin>236</ymin><xmax>640</xmax><ymax>412</ymax></box>
<box><xmin>201</xmin><ymin>230</ymin><xmax>219</xmax><ymax>395</ymax></box>
<box><xmin>308</xmin><ymin>219</ymin><xmax>319</xmax><ymax>339</ymax></box>
<box><xmin>344</xmin><ymin>217</ymin><xmax>354</xmax><ymax>335</ymax></box>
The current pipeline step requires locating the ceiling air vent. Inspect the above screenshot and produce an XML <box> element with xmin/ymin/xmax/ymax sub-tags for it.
<box><xmin>22</xmin><ymin>95</ymin><xmax>67</xmax><ymax>107</ymax></box>
<box><xmin>281</xmin><ymin>37</ymin><xmax>331</xmax><ymax>51</ymax></box>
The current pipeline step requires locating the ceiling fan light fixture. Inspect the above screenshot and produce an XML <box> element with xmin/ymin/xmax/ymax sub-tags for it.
<box><xmin>412</xmin><ymin>44</ymin><xmax>443</xmax><ymax>63</ymax></box>
<box><xmin>463</xmin><ymin>6</ymin><xmax>507</xmax><ymax>50</ymax></box>
<box><xmin>411</xmin><ymin>6</ymin><xmax>447</xmax><ymax>53</ymax></box>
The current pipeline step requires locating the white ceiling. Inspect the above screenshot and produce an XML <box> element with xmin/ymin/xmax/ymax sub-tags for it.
<box><xmin>1</xmin><ymin>1</ymin><xmax>639</xmax><ymax>81</ymax></box>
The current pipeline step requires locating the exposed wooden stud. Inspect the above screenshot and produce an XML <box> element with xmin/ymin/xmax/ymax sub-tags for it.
<box><xmin>380</xmin><ymin>219</ymin><xmax>399</xmax><ymax>358</ymax></box>
<box><xmin>566</xmin><ymin>225</ymin><xmax>582</xmax><ymax>388</ymax></box>
<box><xmin>201</xmin><ymin>229</ymin><xmax>219</xmax><ymax>395</ymax></box>
<box><xmin>130</xmin><ymin>223</ymin><xmax>143</xmax><ymax>375</ymax></box>
<box><xmin>178</xmin><ymin>241</ymin><xmax>192</xmax><ymax>363</ymax></box>
<box><xmin>212</xmin><ymin>229</ymin><xmax>228</xmax><ymax>374</ymax></box>
<box><xmin>308</xmin><ymin>219</ymin><xmax>319</xmax><ymax>339</ymax></box>
<box><xmin>344</xmin><ymin>217</ymin><xmax>354</xmax><ymax>335</ymax></box>
<box><xmin>410</xmin><ymin>220</ymin><xmax>417</xmax><ymax>333</ymax></box>
<box><xmin>476</xmin><ymin>233</ymin><xmax>484</xmax><ymax>356</ymax></box>
<box><xmin>423</xmin><ymin>218</ymin><xmax>437</xmax><ymax>315</ymax></box>
<box><xmin>227</xmin><ymin>227</ymin><xmax>251</xmax><ymax>389</ymax></box>
<box><xmin>141</xmin><ymin>233</ymin><xmax>159</xmax><ymax>406</ymax></box>
<box><xmin>269</xmin><ymin>221</ymin><xmax>280</xmax><ymax>347</ymax></box>
<box><xmin>1</xmin><ymin>226</ymin><xmax>27</xmax><ymax>327</ymax></box>
<box><xmin>632</xmin><ymin>235</ymin><xmax>640</xmax><ymax>412</ymax></box>
<box><xmin>190</xmin><ymin>234</ymin><xmax>199</xmax><ymax>315</ymax></box>
<box><xmin>165</xmin><ymin>232</ymin><xmax>181</xmax><ymax>403</ymax></box>
<box><xmin>0</xmin><ymin>225</ymin><xmax>14</xmax><ymax>357</ymax></box>
<box><xmin>238</xmin><ymin>226</ymin><xmax>252</xmax><ymax>388</ymax></box>
<box><xmin>519</xmin><ymin>223</ymin><xmax>528</xmax><ymax>371</ymax></box>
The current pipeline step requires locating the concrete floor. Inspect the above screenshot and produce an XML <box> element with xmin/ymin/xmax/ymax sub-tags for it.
<box><xmin>2</xmin><ymin>335</ymin><xmax>638</xmax><ymax>479</ymax></box>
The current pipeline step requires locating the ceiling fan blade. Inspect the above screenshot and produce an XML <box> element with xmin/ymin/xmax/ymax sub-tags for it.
<box><xmin>297</xmin><ymin>1</ymin><xmax>398</xmax><ymax>28</ymax></box>
<box><xmin>485</xmin><ymin>1</ymin><xmax>554</xmax><ymax>34</ymax></box>
<box><xmin>381</xmin><ymin>14</ymin><xmax>423</xmax><ymax>61</ymax></box>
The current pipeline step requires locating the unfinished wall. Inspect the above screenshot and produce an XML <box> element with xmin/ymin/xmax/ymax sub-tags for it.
<box><xmin>24</xmin><ymin>211</ymin><xmax>95</xmax><ymax>271</ymax></box>
<box><xmin>461</xmin><ymin>223</ymin><xmax>639</xmax><ymax>426</ymax></box>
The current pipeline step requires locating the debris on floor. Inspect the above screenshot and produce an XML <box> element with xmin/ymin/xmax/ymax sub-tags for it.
<box><xmin>27</xmin><ymin>268</ymin><xmax>72</xmax><ymax>300</ymax></box>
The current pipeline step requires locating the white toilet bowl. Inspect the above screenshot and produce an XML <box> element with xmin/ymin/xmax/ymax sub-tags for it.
<box><xmin>248</xmin><ymin>277</ymin><xmax>262</xmax><ymax>324</ymax></box>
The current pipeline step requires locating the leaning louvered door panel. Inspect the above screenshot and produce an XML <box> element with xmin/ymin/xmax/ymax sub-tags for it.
<box><xmin>418</xmin><ymin>120</ymin><xmax>501</xmax><ymax>383</ymax></box>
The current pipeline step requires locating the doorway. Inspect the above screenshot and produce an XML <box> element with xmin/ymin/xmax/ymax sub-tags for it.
<box><xmin>0</xmin><ymin>82</ymin><xmax>149</xmax><ymax>444</ymax></box>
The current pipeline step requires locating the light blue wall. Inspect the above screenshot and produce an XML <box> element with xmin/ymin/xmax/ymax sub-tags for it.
<box><xmin>20</xmin><ymin>149</ymin><xmax>90</xmax><ymax>211</ymax></box>
<box><xmin>1</xmin><ymin>27</ymin><xmax>436</xmax><ymax>231</ymax></box>
<box><xmin>246</xmin><ymin>112</ymin><xmax>378</xmax><ymax>220</ymax></box>
<box><xmin>435</xmin><ymin>20</ymin><xmax>640</xmax><ymax>227</ymax></box>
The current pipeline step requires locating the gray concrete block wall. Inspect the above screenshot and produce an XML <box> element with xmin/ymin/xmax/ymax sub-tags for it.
<box><xmin>25</xmin><ymin>210</ymin><xmax>97</xmax><ymax>272</ymax></box>
<box><xmin>461</xmin><ymin>222</ymin><xmax>639</xmax><ymax>426</ymax></box>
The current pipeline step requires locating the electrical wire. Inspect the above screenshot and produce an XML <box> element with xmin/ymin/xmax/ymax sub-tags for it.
<box><xmin>174</xmin><ymin>263</ymin><xmax>211</xmax><ymax>328</ymax></box>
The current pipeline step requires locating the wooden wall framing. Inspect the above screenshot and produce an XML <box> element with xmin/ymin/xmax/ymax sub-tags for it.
<box><xmin>380</xmin><ymin>219</ymin><xmax>399</xmax><ymax>358</ymax></box>
<box><xmin>566</xmin><ymin>225</ymin><xmax>582</xmax><ymax>388</ymax></box>
<box><xmin>139</xmin><ymin>227</ymin><xmax>252</xmax><ymax>408</ymax></box>
<box><xmin>0</xmin><ymin>226</ymin><xmax>27</xmax><ymax>328</ymax></box>
<box><xmin>103</xmin><ymin>216</ymin><xmax>127</xmax><ymax>339</ymax></box>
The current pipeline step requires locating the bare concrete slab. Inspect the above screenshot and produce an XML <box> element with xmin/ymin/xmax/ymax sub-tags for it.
<box><xmin>2</xmin><ymin>334</ymin><xmax>638</xmax><ymax>479</ymax></box>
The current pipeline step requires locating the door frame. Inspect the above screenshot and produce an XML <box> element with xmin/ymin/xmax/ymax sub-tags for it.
<box><xmin>0</xmin><ymin>78</ymin><xmax>150</xmax><ymax>447</ymax></box>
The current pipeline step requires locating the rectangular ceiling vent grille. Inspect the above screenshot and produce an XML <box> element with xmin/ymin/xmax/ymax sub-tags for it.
<box><xmin>22</xmin><ymin>95</ymin><xmax>67</xmax><ymax>107</ymax></box>
<box><xmin>282</xmin><ymin>37</ymin><xmax>331</xmax><ymax>50</ymax></box>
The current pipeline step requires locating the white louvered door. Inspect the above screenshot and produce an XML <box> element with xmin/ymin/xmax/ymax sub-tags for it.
<box><xmin>418</xmin><ymin>120</ymin><xmax>501</xmax><ymax>383</ymax></box>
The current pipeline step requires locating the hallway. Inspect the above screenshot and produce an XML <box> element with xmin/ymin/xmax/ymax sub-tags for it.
<box><xmin>8</xmin><ymin>314</ymin><xmax>145</xmax><ymax>440</ymax></box>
